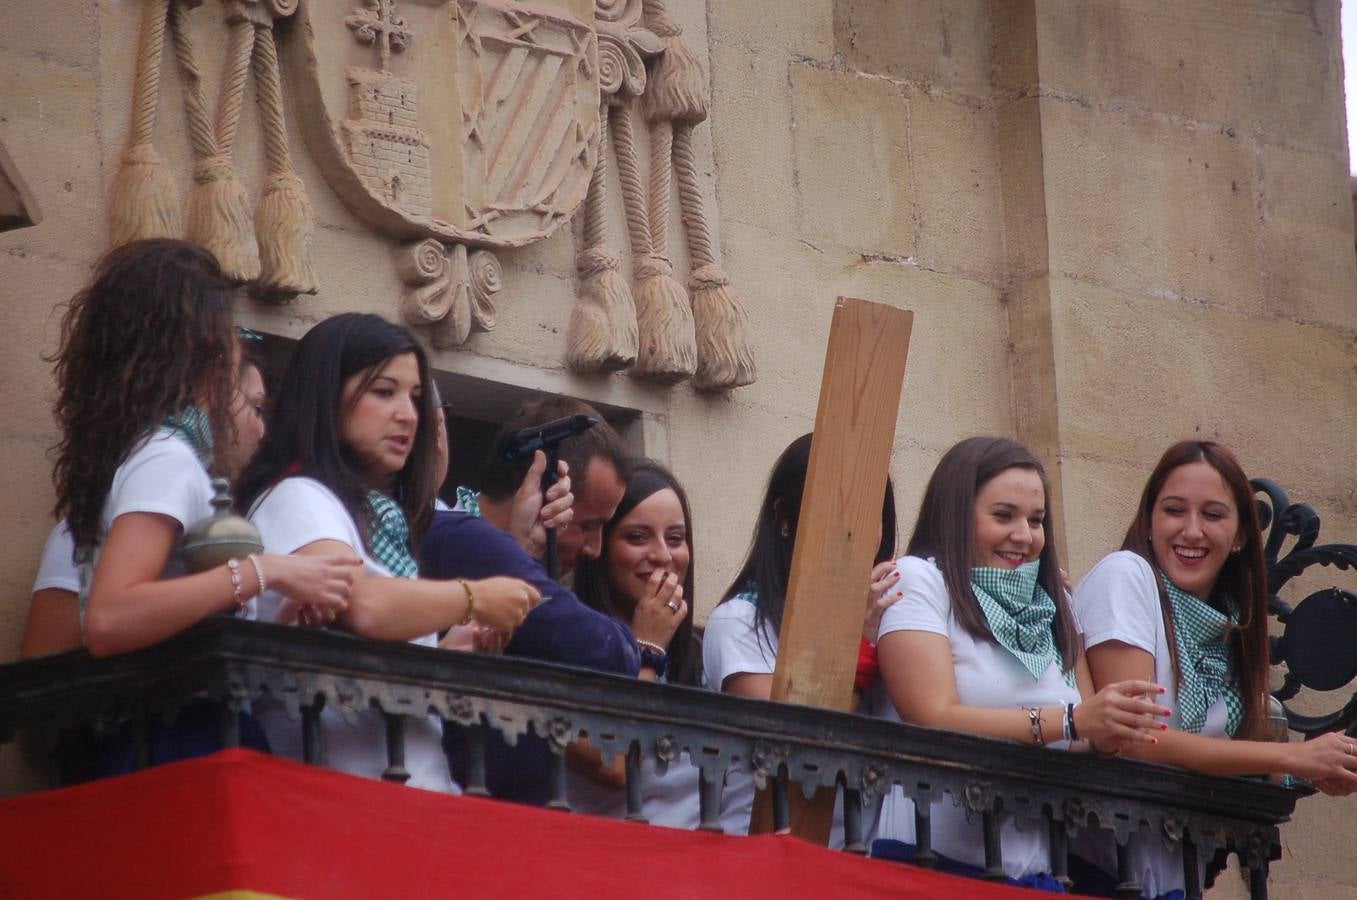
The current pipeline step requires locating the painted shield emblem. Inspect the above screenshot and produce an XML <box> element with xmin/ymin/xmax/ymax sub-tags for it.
<box><xmin>282</xmin><ymin>0</ymin><xmax>600</xmax><ymax>248</ymax></box>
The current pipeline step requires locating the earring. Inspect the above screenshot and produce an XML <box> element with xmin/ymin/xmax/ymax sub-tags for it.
<box><xmin>1231</xmin><ymin>546</ymin><xmax>1242</xmax><ymax>555</ymax></box>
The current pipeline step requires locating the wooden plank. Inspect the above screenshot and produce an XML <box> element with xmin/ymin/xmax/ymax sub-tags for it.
<box><xmin>749</xmin><ymin>297</ymin><xmax>913</xmax><ymax>841</ymax></box>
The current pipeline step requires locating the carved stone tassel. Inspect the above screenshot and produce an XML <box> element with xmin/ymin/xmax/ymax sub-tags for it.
<box><xmin>641</xmin><ymin>0</ymin><xmax>754</xmax><ymax>390</ymax></box>
<box><xmin>611</xmin><ymin>101</ymin><xmax>695</xmax><ymax>383</ymax></box>
<box><xmin>109</xmin><ymin>0</ymin><xmax>181</xmax><ymax>246</ymax></box>
<box><xmin>567</xmin><ymin>105</ymin><xmax>638</xmax><ymax>372</ymax></box>
<box><xmin>251</xmin><ymin>23</ymin><xmax>316</xmax><ymax>299</ymax></box>
<box><xmin>183</xmin><ymin>10</ymin><xmax>259</xmax><ymax>281</ymax></box>
<box><xmin>674</xmin><ymin>124</ymin><xmax>755</xmax><ymax>389</ymax></box>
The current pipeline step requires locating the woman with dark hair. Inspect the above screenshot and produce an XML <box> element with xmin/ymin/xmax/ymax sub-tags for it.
<box><xmin>1073</xmin><ymin>440</ymin><xmax>1357</xmax><ymax>897</ymax></box>
<box><xmin>569</xmin><ymin>461</ymin><xmax>702</xmax><ymax>825</ymax></box>
<box><xmin>25</xmin><ymin>339</ymin><xmax>273</xmax><ymax>660</ymax></box>
<box><xmin>870</xmin><ymin>436</ymin><xmax>1166</xmax><ymax>888</ymax></box>
<box><xmin>238</xmin><ymin>312</ymin><xmax>539</xmax><ymax>791</ymax></box>
<box><xmin>52</xmin><ymin>240</ymin><xmax>353</xmax><ymax>660</ymax></box>
<box><xmin>703</xmin><ymin>433</ymin><xmax>901</xmax><ymax>836</ymax></box>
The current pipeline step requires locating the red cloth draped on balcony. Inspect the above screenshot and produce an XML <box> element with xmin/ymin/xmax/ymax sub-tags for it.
<box><xmin>0</xmin><ymin>750</ymin><xmax>1050</xmax><ymax>899</ymax></box>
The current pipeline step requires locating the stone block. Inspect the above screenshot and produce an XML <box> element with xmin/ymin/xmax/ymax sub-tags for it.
<box><xmin>708</xmin><ymin>0</ymin><xmax>834</xmax><ymax>60</ymax></box>
<box><xmin>1040</xmin><ymin>99</ymin><xmax>1266</xmax><ymax>318</ymax></box>
<box><xmin>1056</xmin><ymin>452</ymin><xmax>1148</xmax><ymax>580</ymax></box>
<box><xmin>908</xmin><ymin>85</ymin><xmax>1003</xmax><ymax>283</ymax></box>
<box><xmin>1257</xmin><ymin>142</ymin><xmax>1357</xmax><ymax>331</ymax></box>
<box><xmin>1048</xmin><ymin>276</ymin><xmax>1357</xmax><ymax>505</ymax></box>
<box><xmin>0</xmin><ymin>49</ymin><xmax>106</xmax><ymax>253</ymax></box>
<box><xmin>1036</xmin><ymin>0</ymin><xmax>1345</xmax><ymax>153</ymax></box>
<box><xmin>834</xmin><ymin>0</ymin><xmax>992</xmax><ymax>99</ymax></box>
<box><xmin>707</xmin><ymin>42</ymin><xmax>799</xmax><ymax>234</ymax></box>
<box><xmin>789</xmin><ymin>62</ymin><xmax>915</xmax><ymax>257</ymax></box>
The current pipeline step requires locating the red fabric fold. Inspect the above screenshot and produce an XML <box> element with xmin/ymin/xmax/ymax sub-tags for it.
<box><xmin>0</xmin><ymin>750</ymin><xmax>1046</xmax><ymax>899</ymax></box>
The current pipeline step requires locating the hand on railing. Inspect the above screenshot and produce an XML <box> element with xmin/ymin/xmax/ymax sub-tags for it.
<box><xmin>1284</xmin><ymin>732</ymin><xmax>1357</xmax><ymax>794</ymax></box>
<box><xmin>467</xmin><ymin>577</ymin><xmax>542</xmax><ymax>634</ymax></box>
<box><xmin>269</xmin><ymin>553</ymin><xmax>360</xmax><ymax>627</ymax></box>
<box><xmin>439</xmin><ymin>623</ymin><xmax>508</xmax><ymax>654</ymax></box>
<box><xmin>863</xmin><ymin>561</ymin><xmax>903</xmax><ymax>640</ymax></box>
<box><xmin>1076</xmin><ymin>679</ymin><xmax>1170</xmax><ymax>754</ymax></box>
<box><xmin>631</xmin><ymin>571</ymin><xmax>687</xmax><ymax>648</ymax></box>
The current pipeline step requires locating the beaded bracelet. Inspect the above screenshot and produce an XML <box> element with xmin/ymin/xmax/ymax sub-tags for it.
<box><xmin>457</xmin><ymin>578</ymin><xmax>476</xmax><ymax>626</ymax></box>
<box><xmin>246</xmin><ymin>553</ymin><xmax>267</xmax><ymax>598</ymax></box>
<box><xmin>226</xmin><ymin>558</ymin><xmax>245</xmax><ymax>612</ymax></box>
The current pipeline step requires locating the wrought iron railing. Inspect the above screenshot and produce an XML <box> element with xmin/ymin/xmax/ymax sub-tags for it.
<box><xmin>0</xmin><ymin>617</ymin><xmax>1296</xmax><ymax>899</ymax></box>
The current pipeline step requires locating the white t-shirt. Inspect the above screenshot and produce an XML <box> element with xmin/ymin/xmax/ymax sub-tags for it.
<box><xmin>33</xmin><ymin>522</ymin><xmax>79</xmax><ymax>594</ymax></box>
<box><xmin>869</xmin><ymin>556</ymin><xmax>1080</xmax><ymax>881</ymax></box>
<box><xmin>1073</xmin><ymin>550</ymin><xmax>1228</xmax><ymax>897</ymax></box>
<box><xmin>702</xmin><ymin>595</ymin><xmax>847</xmax><ymax>845</ymax></box>
<box><xmin>249</xmin><ymin>477</ymin><xmax>457</xmax><ymax>794</ymax></box>
<box><xmin>102</xmin><ymin>432</ymin><xmax>217</xmax><ymax>581</ymax></box>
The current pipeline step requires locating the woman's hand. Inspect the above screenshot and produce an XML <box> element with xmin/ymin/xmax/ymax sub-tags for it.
<box><xmin>267</xmin><ymin>553</ymin><xmax>359</xmax><ymax>626</ymax></box>
<box><xmin>1283</xmin><ymin>732</ymin><xmax>1357</xmax><ymax>791</ymax></box>
<box><xmin>467</xmin><ymin>576</ymin><xmax>540</xmax><ymax>634</ymax></box>
<box><xmin>863</xmin><ymin>562</ymin><xmax>902</xmax><ymax>640</ymax></box>
<box><xmin>631</xmin><ymin>570</ymin><xmax>688</xmax><ymax>648</ymax></box>
<box><xmin>507</xmin><ymin>452</ymin><xmax>573</xmax><ymax>559</ymax></box>
<box><xmin>440</xmin><ymin>623</ymin><xmax>508</xmax><ymax>654</ymax></box>
<box><xmin>1074</xmin><ymin>679</ymin><xmax>1169</xmax><ymax>753</ymax></box>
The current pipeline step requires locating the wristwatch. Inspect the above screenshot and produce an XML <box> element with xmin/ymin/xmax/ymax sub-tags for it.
<box><xmin>639</xmin><ymin>645</ymin><xmax>669</xmax><ymax>678</ymax></box>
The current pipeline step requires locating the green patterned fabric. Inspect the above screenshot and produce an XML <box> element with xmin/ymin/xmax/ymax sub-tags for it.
<box><xmin>969</xmin><ymin>561</ymin><xmax>1062</xmax><ymax>682</ymax></box>
<box><xmin>455</xmin><ymin>485</ymin><xmax>482</xmax><ymax>518</ymax></box>
<box><xmin>159</xmin><ymin>406</ymin><xmax>214</xmax><ymax>467</ymax></box>
<box><xmin>366</xmin><ymin>491</ymin><xmax>418</xmax><ymax>579</ymax></box>
<box><xmin>1162</xmin><ymin>574</ymin><xmax>1244</xmax><ymax>736</ymax></box>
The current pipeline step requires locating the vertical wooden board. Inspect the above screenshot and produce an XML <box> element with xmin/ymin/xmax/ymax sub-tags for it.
<box><xmin>772</xmin><ymin>298</ymin><xmax>913</xmax><ymax>710</ymax></box>
<box><xmin>750</xmin><ymin>298</ymin><xmax>912</xmax><ymax>842</ymax></box>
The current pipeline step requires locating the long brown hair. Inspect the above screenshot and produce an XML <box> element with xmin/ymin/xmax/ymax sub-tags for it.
<box><xmin>575</xmin><ymin>460</ymin><xmax>701</xmax><ymax>686</ymax></box>
<box><xmin>51</xmin><ymin>240</ymin><xmax>237</xmax><ymax>550</ymax></box>
<box><xmin>906</xmin><ymin>436</ymin><xmax>1080</xmax><ymax>672</ymax></box>
<box><xmin>1121</xmin><ymin>440</ymin><xmax>1269</xmax><ymax>739</ymax></box>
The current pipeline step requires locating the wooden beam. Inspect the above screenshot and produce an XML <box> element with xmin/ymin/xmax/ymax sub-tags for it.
<box><xmin>750</xmin><ymin>297</ymin><xmax>913</xmax><ymax>841</ymax></box>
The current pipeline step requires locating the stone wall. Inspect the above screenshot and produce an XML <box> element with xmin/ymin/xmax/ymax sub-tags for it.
<box><xmin>1</xmin><ymin>0</ymin><xmax>1355</xmax><ymax>890</ymax></box>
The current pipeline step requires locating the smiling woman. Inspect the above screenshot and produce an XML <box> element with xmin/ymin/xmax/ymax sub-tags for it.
<box><xmin>1073</xmin><ymin>440</ymin><xmax>1357</xmax><ymax>897</ymax></box>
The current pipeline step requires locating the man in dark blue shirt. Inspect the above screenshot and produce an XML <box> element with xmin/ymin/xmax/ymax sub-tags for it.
<box><xmin>421</xmin><ymin>396</ymin><xmax>640</xmax><ymax>803</ymax></box>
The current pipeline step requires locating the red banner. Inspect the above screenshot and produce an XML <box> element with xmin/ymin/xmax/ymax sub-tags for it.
<box><xmin>0</xmin><ymin>750</ymin><xmax>1046</xmax><ymax>899</ymax></box>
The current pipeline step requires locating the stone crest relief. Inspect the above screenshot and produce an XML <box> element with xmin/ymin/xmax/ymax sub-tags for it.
<box><xmin>284</xmin><ymin>0</ymin><xmax>598</xmax><ymax>246</ymax></box>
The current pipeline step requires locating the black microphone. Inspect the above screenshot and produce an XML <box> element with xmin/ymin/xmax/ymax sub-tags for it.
<box><xmin>497</xmin><ymin>414</ymin><xmax>596</xmax><ymax>461</ymax></box>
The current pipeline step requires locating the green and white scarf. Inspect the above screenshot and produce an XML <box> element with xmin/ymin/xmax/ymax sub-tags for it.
<box><xmin>159</xmin><ymin>406</ymin><xmax>214</xmax><ymax>467</ymax></box>
<box><xmin>78</xmin><ymin>407</ymin><xmax>215</xmax><ymax>613</ymax></box>
<box><xmin>366</xmin><ymin>491</ymin><xmax>419</xmax><ymax>579</ymax></box>
<box><xmin>1162</xmin><ymin>574</ymin><xmax>1244</xmax><ymax>736</ymax></box>
<box><xmin>970</xmin><ymin>560</ymin><xmax>1065</xmax><ymax>683</ymax></box>
<box><xmin>454</xmin><ymin>485</ymin><xmax>482</xmax><ymax>518</ymax></box>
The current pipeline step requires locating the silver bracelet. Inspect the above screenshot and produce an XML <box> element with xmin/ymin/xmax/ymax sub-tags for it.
<box><xmin>1023</xmin><ymin>706</ymin><xmax>1045</xmax><ymax>747</ymax></box>
<box><xmin>246</xmin><ymin>553</ymin><xmax>267</xmax><ymax>597</ymax></box>
<box><xmin>637</xmin><ymin>638</ymin><xmax>666</xmax><ymax>654</ymax></box>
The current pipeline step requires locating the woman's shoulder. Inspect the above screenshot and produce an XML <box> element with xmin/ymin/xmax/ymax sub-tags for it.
<box><xmin>894</xmin><ymin>554</ymin><xmax>944</xmax><ymax>583</ymax></box>
<box><xmin>251</xmin><ymin>476</ymin><xmax>346</xmax><ymax>513</ymax></box>
<box><xmin>115</xmin><ymin>430</ymin><xmax>202</xmax><ymax>478</ymax></box>
<box><xmin>707</xmin><ymin>593</ymin><xmax>759</xmax><ymax>628</ymax></box>
<box><xmin>1076</xmin><ymin>550</ymin><xmax>1156</xmax><ymax>597</ymax></box>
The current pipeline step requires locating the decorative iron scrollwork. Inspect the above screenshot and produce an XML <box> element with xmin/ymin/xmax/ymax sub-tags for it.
<box><xmin>1254</xmin><ymin>478</ymin><xmax>1357</xmax><ymax>738</ymax></box>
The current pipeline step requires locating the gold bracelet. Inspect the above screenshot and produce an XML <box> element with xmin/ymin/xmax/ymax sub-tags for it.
<box><xmin>457</xmin><ymin>578</ymin><xmax>476</xmax><ymax>626</ymax></box>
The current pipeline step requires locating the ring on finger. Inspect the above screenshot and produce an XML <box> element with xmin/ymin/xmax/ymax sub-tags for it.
<box><xmin>666</xmin><ymin>600</ymin><xmax>680</xmax><ymax>612</ymax></box>
<box><xmin>1347</xmin><ymin>742</ymin><xmax>1356</xmax><ymax>756</ymax></box>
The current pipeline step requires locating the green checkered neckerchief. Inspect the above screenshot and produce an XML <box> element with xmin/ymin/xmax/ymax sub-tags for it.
<box><xmin>455</xmin><ymin>485</ymin><xmax>482</xmax><ymax>518</ymax></box>
<box><xmin>970</xmin><ymin>561</ymin><xmax>1062</xmax><ymax>682</ymax></box>
<box><xmin>366</xmin><ymin>491</ymin><xmax>418</xmax><ymax>579</ymax></box>
<box><xmin>1162</xmin><ymin>573</ymin><xmax>1244</xmax><ymax>736</ymax></box>
<box><xmin>159</xmin><ymin>406</ymin><xmax>214</xmax><ymax>467</ymax></box>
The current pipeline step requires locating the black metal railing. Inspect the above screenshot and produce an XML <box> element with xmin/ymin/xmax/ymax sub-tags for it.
<box><xmin>0</xmin><ymin>618</ymin><xmax>1296</xmax><ymax>899</ymax></box>
<box><xmin>5</xmin><ymin>477</ymin><xmax>1356</xmax><ymax>898</ymax></box>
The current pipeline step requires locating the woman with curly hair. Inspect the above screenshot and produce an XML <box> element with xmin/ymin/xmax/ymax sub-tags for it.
<box><xmin>51</xmin><ymin>239</ymin><xmax>355</xmax><ymax>660</ymax></box>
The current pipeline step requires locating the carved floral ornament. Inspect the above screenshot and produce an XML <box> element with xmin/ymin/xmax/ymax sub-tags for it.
<box><xmin>104</xmin><ymin>0</ymin><xmax>754</xmax><ymax>389</ymax></box>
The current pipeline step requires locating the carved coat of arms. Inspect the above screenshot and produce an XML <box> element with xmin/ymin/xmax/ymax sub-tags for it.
<box><xmin>284</xmin><ymin>0</ymin><xmax>599</xmax><ymax>250</ymax></box>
